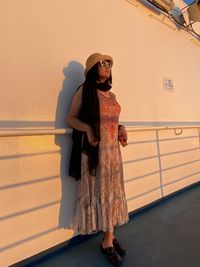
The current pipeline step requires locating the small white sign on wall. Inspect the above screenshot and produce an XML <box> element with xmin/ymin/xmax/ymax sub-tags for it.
<box><xmin>163</xmin><ymin>77</ymin><xmax>174</xmax><ymax>92</ymax></box>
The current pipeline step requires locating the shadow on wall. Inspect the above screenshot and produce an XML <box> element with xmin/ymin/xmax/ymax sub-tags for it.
<box><xmin>0</xmin><ymin>61</ymin><xmax>84</xmax><ymax>129</ymax></box>
<box><xmin>54</xmin><ymin>61</ymin><xmax>84</xmax><ymax>231</ymax></box>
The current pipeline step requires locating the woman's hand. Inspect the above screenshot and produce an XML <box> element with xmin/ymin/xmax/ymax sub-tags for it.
<box><xmin>118</xmin><ymin>125</ymin><xmax>128</xmax><ymax>146</ymax></box>
<box><xmin>86</xmin><ymin>126</ymin><xmax>99</xmax><ymax>146</ymax></box>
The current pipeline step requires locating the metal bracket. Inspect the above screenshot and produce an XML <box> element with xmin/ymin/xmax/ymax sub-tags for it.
<box><xmin>174</xmin><ymin>128</ymin><xmax>183</xmax><ymax>135</ymax></box>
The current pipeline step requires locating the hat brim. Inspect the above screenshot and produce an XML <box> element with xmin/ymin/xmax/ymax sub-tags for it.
<box><xmin>84</xmin><ymin>54</ymin><xmax>113</xmax><ymax>76</ymax></box>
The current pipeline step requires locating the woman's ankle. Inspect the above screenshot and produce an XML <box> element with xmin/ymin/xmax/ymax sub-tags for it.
<box><xmin>102</xmin><ymin>239</ymin><xmax>113</xmax><ymax>248</ymax></box>
<box><xmin>102</xmin><ymin>234</ymin><xmax>115</xmax><ymax>241</ymax></box>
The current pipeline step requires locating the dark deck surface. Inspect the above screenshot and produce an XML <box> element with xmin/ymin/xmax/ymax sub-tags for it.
<box><xmin>27</xmin><ymin>184</ymin><xmax>200</xmax><ymax>267</ymax></box>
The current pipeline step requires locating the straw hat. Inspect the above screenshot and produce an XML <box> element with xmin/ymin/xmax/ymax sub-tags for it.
<box><xmin>84</xmin><ymin>53</ymin><xmax>113</xmax><ymax>76</ymax></box>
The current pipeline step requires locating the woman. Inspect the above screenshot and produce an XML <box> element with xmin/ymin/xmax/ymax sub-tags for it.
<box><xmin>67</xmin><ymin>53</ymin><xmax>129</xmax><ymax>266</ymax></box>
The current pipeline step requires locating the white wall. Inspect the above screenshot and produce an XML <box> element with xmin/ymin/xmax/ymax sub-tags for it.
<box><xmin>1</xmin><ymin>0</ymin><xmax>200</xmax><ymax>266</ymax></box>
<box><xmin>1</xmin><ymin>0</ymin><xmax>200</xmax><ymax>126</ymax></box>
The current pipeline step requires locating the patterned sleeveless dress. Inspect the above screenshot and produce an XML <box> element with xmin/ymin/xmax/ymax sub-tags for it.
<box><xmin>72</xmin><ymin>89</ymin><xmax>129</xmax><ymax>235</ymax></box>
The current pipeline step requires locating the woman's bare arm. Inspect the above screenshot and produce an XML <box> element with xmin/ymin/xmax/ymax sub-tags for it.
<box><xmin>67</xmin><ymin>86</ymin><xmax>98</xmax><ymax>146</ymax></box>
<box><xmin>66</xmin><ymin>86</ymin><xmax>90</xmax><ymax>132</ymax></box>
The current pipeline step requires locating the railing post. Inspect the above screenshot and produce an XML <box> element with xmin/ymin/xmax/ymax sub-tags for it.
<box><xmin>156</xmin><ymin>129</ymin><xmax>164</xmax><ymax>198</ymax></box>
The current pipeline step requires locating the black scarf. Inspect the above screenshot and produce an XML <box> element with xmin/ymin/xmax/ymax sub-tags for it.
<box><xmin>69</xmin><ymin>81</ymin><xmax>111</xmax><ymax>180</ymax></box>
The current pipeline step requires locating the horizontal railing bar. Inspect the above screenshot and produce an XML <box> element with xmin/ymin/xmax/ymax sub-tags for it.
<box><xmin>124</xmin><ymin>170</ymin><xmax>160</xmax><ymax>183</ymax></box>
<box><xmin>0</xmin><ymin>125</ymin><xmax>200</xmax><ymax>140</ymax></box>
<box><xmin>123</xmin><ymin>147</ymin><xmax>200</xmax><ymax>165</ymax></box>
<box><xmin>160</xmin><ymin>147</ymin><xmax>200</xmax><ymax>157</ymax></box>
<box><xmin>123</xmin><ymin>155</ymin><xmax>158</xmax><ymax>164</ymax></box>
<box><xmin>156</xmin><ymin>135</ymin><xmax>199</xmax><ymax>142</ymax></box>
<box><xmin>129</xmin><ymin>135</ymin><xmax>199</xmax><ymax>145</ymax></box>
<box><xmin>0</xmin><ymin>125</ymin><xmax>200</xmax><ymax>137</ymax></box>
<box><xmin>163</xmin><ymin>170</ymin><xmax>200</xmax><ymax>186</ymax></box>
<box><xmin>127</xmin><ymin>125</ymin><xmax>200</xmax><ymax>132</ymax></box>
<box><xmin>161</xmin><ymin>158</ymin><xmax>200</xmax><ymax>172</ymax></box>
<box><xmin>0</xmin><ymin>128</ymin><xmax>72</xmax><ymax>137</ymax></box>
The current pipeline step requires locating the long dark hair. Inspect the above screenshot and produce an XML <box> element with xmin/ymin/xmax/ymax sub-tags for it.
<box><xmin>75</xmin><ymin>61</ymin><xmax>113</xmax><ymax>130</ymax></box>
<box><xmin>71</xmin><ymin>62</ymin><xmax>112</xmax><ymax>179</ymax></box>
<box><xmin>79</xmin><ymin>61</ymin><xmax>112</xmax><ymax>124</ymax></box>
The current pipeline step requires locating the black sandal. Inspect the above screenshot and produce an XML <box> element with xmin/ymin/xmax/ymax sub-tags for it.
<box><xmin>100</xmin><ymin>242</ymin><xmax>122</xmax><ymax>266</ymax></box>
<box><xmin>113</xmin><ymin>238</ymin><xmax>126</xmax><ymax>256</ymax></box>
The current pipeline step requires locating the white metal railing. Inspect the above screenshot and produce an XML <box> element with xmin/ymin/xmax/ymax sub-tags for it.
<box><xmin>0</xmin><ymin>125</ymin><xmax>200</xmax><ymax>137</ymax></box>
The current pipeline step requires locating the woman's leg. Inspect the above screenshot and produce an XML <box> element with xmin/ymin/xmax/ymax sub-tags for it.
<box><xmin>101</xmin><ymin>229</ymin><xmax>122</xmax><ymax>266</ymax></box>
<box><xmin>102</xmin><ymin>230</ymin><xmax>115</xmax><ymax>248</ymax></box>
